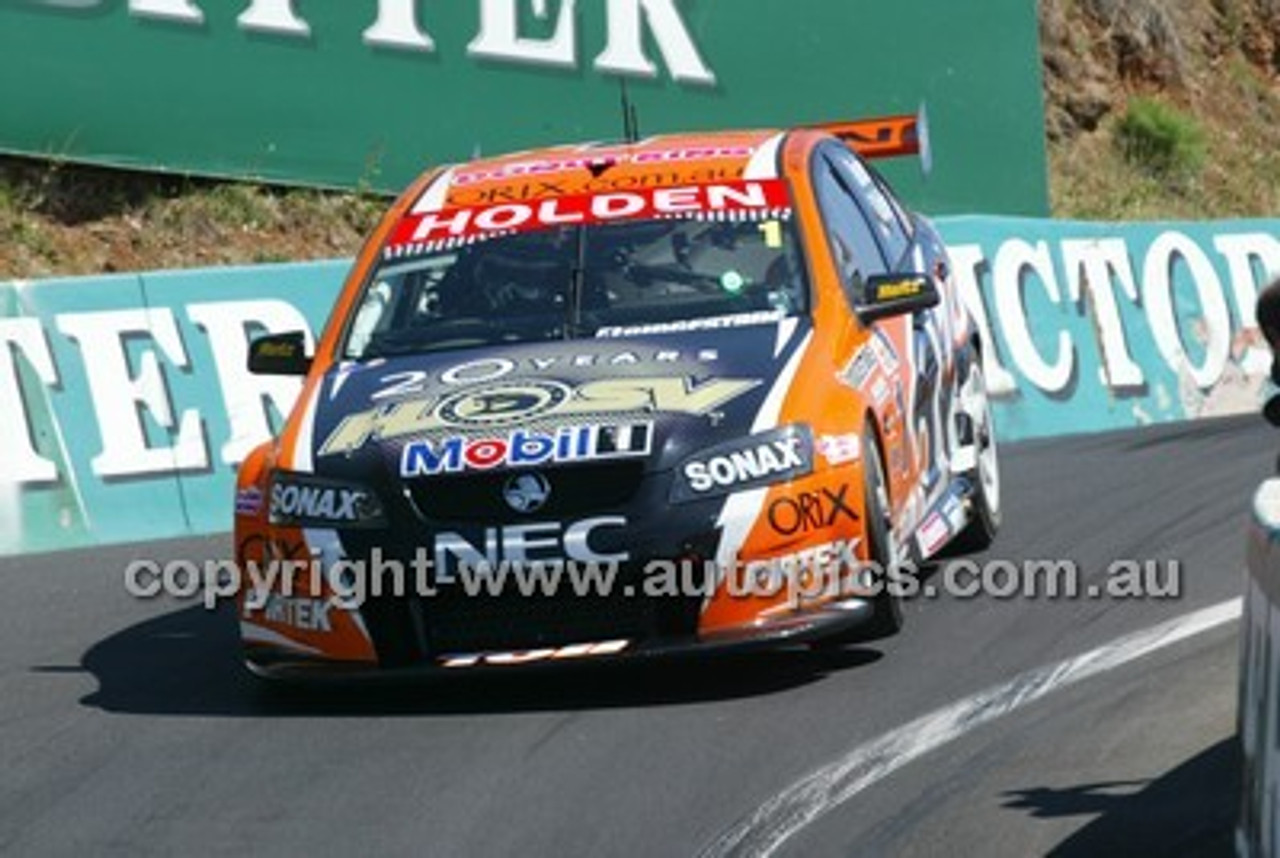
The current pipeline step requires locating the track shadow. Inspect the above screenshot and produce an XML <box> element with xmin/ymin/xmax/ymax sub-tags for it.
<box><xmin>1002</xmin><ymin>738</ymin><xmax>1239</xmax><ymax>856</ymax></box>
<box><xmin>51</xmin><ymin>604</ymin><xmax>883</xmax><ymax>718</ymax></box>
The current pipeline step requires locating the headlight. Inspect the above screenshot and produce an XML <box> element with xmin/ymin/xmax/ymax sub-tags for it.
<box><xmin>670</xmin><ymin>425</ymin><xmax>814</xmax><ymax>503</ymax></box>
<box><xmin>268</xmin><ymin>472</ymin><xmax>386</xmax><ymax>529</ymax></box>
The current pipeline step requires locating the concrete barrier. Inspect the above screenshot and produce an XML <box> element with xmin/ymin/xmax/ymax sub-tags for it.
<box><xmin>1239</xmin><ymin>479</ymin><xmax>1280</xmax><ymax>857</ymax></box>
<box><xmin>0</xmin><ymin>217</ymin><xmax>1277</xmax><ymax>555</ymax></box>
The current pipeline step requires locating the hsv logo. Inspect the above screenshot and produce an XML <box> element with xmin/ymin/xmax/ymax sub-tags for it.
<box><xmin>673</xmin><ymin>426</ymin><xmax>814</xmax><ymax>502</ymax></box>
<box><xmin>400</xmin><ymin>423</ymin><xmax>653</xmax><ymax>477</ymax></box>
<box><xmin>322</xmin><ymin>376</ymin><xmax>757</xmax><ymax>456</ymax></box>
<box><xmin>391</xmin><ymin>180</ymin><xmax>790</xmax><ymax>248</ymax></box>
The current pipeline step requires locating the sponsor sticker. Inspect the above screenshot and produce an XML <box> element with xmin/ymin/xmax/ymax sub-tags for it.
<box><xmin>244</xmin><ymin>595</ymin><xmax>334</xmax><ymax>633</ymax></box>
<box><xmin>440</xmin><ymin>639</ymin><xmax>631</xmax><ymax>668</ymax></box>
<box><xmin>672</xmin><ymin>426</ymin><xmax>814</xmax><ymax>503</ymax></box>
<box><xmin>917</xmin><ymin>511</ymin><xmax>951</xmax><ymax>557</ymax></box>
<box><xmin>595</xmin><ymin>310</ymin><xmax>784</xmax><ymax>339</ymax></box>
<box><xmin>321</xmin><ymin>376</ymin><xmax>759</xmax><ymax>456</ymax></box>
<box><xmin>433</xmin><ymin>517</ymin><xmax>629</xmax><ymax>582</ymax></box>
<box><xmin>390</xmin><ymin>180</ymin><xmax>792</xmax><ymax>250</ymax></box>
<box><xmin>235</xmin><ymin>487</ymin><xmax>263</xmax><ymax>517</ymax></box>
<box><xmin>841</xmin><ymin>345</ymin><xmax>878</xmax><ymax>390</ymax></box>
<box><xmin>767</xmin><ymin>485</ymin><xmax>858</xmax><ymax>537</ymax></box>
<box><xmin>817</xmin><ymin>434</ymin><xmax>861</xmax><ymax>466</ymax></box>
<box><xmin>269</xmin><ymin>476</ymin><xmax>385</xmax><ymax>528</ymax></box>
<box><xmin>450</xmin><ymin>147</ymin><xmax>755</xmax><ymax>188</ymax></box>
<box><xmin>401</xmin><ymin>422</ymin><xmax>653</xmax><ymax>477</ymax></box>
<box><xmin>870</xmin><ymin>330</ymin><xmax>901</xmax><ymax>373</ymax></box>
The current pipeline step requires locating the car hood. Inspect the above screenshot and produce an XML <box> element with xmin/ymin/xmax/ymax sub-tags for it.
<box><xmin>304</xmin><ymin>319</ymin><xmax>814</xmax><ymax>483</ymax></box>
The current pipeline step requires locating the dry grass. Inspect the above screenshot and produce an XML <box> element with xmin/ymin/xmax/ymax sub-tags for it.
<box><xmin>0</xmin><ymin>158</ymin><xmax>386</xmax><ymax>278</ymax></box>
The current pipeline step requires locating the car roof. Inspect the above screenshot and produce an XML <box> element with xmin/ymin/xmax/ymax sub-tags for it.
<box><xmin>432</xmin><ymin>129</ymin><xmax>795</xmax><ymax>206</ymax></box>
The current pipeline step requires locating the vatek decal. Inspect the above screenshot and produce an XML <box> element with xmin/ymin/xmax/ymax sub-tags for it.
<box><xmin>320</xmin><ymin>376</ymin><xmax>761</xmax><ymax>456</ymax></box>
<box><xmin>400</xmin><ymin>422</ymin><xmax>654</xmax><ymax>477</ymax></box>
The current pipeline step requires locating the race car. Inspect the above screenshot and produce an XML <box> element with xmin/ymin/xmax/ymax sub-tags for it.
<box><xmin>233</xmin><ymin>112</ymin><xmax>1001</xmax><ymax>678</ymax></box>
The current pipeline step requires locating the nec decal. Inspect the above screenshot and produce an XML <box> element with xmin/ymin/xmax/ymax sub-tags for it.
<box><xmin>433</xmin><ymin>517</ymin><xmax>629</xmax><ymax>581</ymax></box>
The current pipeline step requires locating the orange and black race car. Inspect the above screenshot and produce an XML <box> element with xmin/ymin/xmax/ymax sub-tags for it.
<box><xmin>233</xmin><ymin>112</ymin><xmax>1001</xmax><ymax>679</ymax></box>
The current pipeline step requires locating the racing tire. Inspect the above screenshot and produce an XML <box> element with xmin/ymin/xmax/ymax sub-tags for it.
<box><xmin>812</xmin><ymin>426</ymin><xmax>903</xmax><ymax>647</ymax></box>
<box><xmin>859</xmin><ymin>427</ymin><xmax>905</xmax><ymax>639</ymax></box>
<box><xmin>949</xmin><ymin>358</ymin><xmax>1002</xmax><ymax>554</ymax></box>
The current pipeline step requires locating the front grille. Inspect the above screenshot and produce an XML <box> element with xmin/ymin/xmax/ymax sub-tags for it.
<box><xmin>420</xmin><ymin>588</ymin><xmax>657</xmax><ymax>653</ymax></box>
<box><xmin>407</xmin><ymin>460</ymin><xmax>646</xmax><ymax>523</ymax></box>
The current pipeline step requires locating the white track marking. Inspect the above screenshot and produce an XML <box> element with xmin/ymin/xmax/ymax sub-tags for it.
<box><xmin>700</xmin><ymin>598</ymin><xmax>1243</xmax><ymax>857</ymax></box>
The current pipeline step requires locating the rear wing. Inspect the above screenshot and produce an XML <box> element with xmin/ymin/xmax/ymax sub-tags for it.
<box><xmin>811</xmin><ymin>104</ymin><xmax>933</xmax><ymax>174</ymax></box>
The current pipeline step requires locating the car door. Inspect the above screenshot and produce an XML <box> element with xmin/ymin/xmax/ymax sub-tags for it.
<box><xmin>810</xmin><ymin>143</ymin><xmax>919</xmax><ymax>515</ymax></box>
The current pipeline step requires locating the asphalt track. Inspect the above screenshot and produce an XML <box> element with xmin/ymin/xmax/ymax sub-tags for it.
<box><xmin>0</xmin><ymin>414</ymin><xmax>1269</xmax><ymax>856</ymax></box>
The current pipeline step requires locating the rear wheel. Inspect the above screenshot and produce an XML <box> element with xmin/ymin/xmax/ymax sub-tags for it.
<box><xmin>950</xmin><ymin>358</ymin><xmax>1001</xmax><ymax>553</ymax></box>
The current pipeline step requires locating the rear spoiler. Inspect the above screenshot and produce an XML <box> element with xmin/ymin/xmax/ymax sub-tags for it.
<box><xmin>811</xmin><ymin>104</ymin><xmax>933</xmax><ymax>174</ymax></box>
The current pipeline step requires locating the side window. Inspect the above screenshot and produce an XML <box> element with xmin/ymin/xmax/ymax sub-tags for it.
<box><xmin>828</xmin><ymin>148</ymin><xmax>913</xmax><ymax>267</ymax></box>
<box><xmin>813</xmin><ymin>152</ymin><xmax>888</xmax><ymax>306</ymax></box>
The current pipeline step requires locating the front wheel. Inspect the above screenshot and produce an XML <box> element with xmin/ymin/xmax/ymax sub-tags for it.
<box><xmin>859</xmin><ymin>427</ymin><xmax>905</xmax><ymax>639</ymax></box>
<box><xmin>811</xmin><ymin>426</ymin><xmax>902</xmax><ymax>648</ymax></box>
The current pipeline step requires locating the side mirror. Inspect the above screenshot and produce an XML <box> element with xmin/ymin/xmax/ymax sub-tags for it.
<box><xmin>248</xmin><ymin>332</ymin><xmax>312</xmax><ymax>376</ymax></box>
<box><xmin>858</xmin><ymin>273</ymin><xmax>941</xmax><ymax>323</ymax></box>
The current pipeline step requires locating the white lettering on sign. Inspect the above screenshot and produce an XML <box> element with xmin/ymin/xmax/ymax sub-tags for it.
<box><xmin>0</xmin><ymin>319</ymin><xmax>61</xmax><ymax>485</ymax></box>
<box><xmin>1214</xmin><ymin>233</ymin><xmax>1280</xmax><ymax>376</ymax></box>
<box><xmin>1061</xmin><ymin>238</ymin><xmax>1144</xmax><ymax>390</ymax></box>
<box><xmin>187</xmin><ymin>300</ymin><xmax>310</xmax><ymax>466</ymax></box>
<box><xmin>237</xmin><ymin>0</ymin><xmax>310</xmax><ymax>37</ymax></box>
<box><xmin>39</xmin><ymin>0</ymin><xmax>716</xmax><ymax>84</ymax></box>
<box><xmin>1142</xmin><ymin>231</ymin><xmax>1233</xmax><ymax>389</ymax></box>
<box><xmin>593</xmin><ymin>0</ymin><xmax>716</xmax><ymax>84</ymax></box>
<box><xmin>363</xmin><ymin>0</ymin><xmax>435</xmax><ymax>51</ymax></box>
<box><xmin>948</xmin><ymin>243</ymin><xmax>1020</xmax><ymax>398</ymax></box>
<box><xmin>56</xmin><ymin>309</ymin><xmax>209</xmax><ymax>479</ymax></box>
<box><xmin>992</xmin><ymin>239</ymin><xmax>1075</xmax><ymax>395</ymax></box>
<box><xmin>468</xmin><ymin>0</ymin><xmax>578</xmax><ymax>69</ymax></box>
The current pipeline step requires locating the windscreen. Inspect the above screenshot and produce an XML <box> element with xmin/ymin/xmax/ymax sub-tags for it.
<box><xmin>342</xmin><ymin>180</ymin><xmax>807</xmax><ymax>360</ymax></box>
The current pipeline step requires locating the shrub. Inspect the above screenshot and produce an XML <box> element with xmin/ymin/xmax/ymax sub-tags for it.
<box><xmin>1114</xmin><ymin>97</ymin><xmax>1207</xmax><ymax>179</ymax></box>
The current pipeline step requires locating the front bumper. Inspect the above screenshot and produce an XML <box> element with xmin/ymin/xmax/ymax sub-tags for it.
<box><xmin>243</xmin><ymin>596</ymin><xmax>874</xmax><ymax>683</ymax></box>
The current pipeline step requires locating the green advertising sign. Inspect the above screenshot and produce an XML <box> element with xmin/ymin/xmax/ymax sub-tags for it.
<box><xmin>0</xmin><ymin>0</ymin><xmax>1048</xmax><ymax>215</ymax></box>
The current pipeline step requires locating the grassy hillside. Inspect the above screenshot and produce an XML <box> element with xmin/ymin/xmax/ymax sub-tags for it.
<box><xmin>1043</xmin><ymin>0</ymin><xmax>1280</xmax><ymax>218</ymax></box>
<box><xmin>2</xmin><ymin>0</ymin><xmax>1277</xmax><ymax>278</ymax></box>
